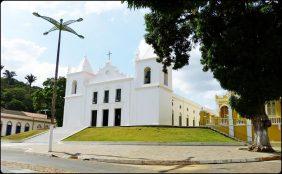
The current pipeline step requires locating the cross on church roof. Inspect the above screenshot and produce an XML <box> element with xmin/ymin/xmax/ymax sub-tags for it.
<box><xmin>106</xmin><ymin>51</ymin><xmax>112</xmax><ymax>61</ymax></box>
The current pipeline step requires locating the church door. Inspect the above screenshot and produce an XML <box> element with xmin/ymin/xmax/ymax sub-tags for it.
<box><xmin>102</xmin><ymin>110</ymin><xmax>109</xmax><ymax>126</ymax></box>
<box><xmin>91</xmin><ymin>110</ymin><xmax>97</xmax><ymax>127</ymax></box>
<box><xmin>179</xmin><ymin>116</ymin><xmax>182</xmax><ymax>126</ymax></box>
<box><xmin>114</xmin><ymin>109</ymin><xmax>121</xmax><ymax>126</ymax></box>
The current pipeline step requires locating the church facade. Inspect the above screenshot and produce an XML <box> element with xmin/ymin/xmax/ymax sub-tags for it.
<box><xmin>63</xmin><ymin>46</ymin><xmax>212</xmax><ymax>130</ymax></box>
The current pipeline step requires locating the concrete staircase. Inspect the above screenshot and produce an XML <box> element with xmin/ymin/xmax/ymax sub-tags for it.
<box><xmin>24</xmin><ymin>126</ymin><xmax>86</xmax><ymax>143</ymax></box>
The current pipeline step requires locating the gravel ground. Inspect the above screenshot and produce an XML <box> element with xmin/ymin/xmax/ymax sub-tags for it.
<box><xmin>1</xmin><ymin>160</ymin><xmax>71</xmax><ymax>173</ymax></box>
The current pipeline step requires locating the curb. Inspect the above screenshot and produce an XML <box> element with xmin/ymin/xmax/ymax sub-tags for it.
<box><xmin>81</xmin><ymin>155</ymin><xmax>281</xmax><ymax>165</ymax></box>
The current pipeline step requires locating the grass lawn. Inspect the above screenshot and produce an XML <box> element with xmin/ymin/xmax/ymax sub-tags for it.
<box><xmin>1</xmin><ymin>129</ymin><xmax>48</xmax><ymax>141</ymax></box>
<box><xmin>64</xmin><ymin>127</ymin><xmax>236</xmax><ymax>142</ymax></box>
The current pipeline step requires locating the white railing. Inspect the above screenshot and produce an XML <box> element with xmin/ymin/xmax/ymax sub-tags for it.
<box><xmin>219</xmin><ymin>118</ymin><xmax>228</xmax><ymax>125</ymax></box>
<box><xmin>236</xmin><ymin>119</ymin><xmax>245</xmax><ymax>125</ymax></box>
<box><xmin>269</xmin><ymin>117</ymin><xmax>281</xmax><ymax>125</ymax></box>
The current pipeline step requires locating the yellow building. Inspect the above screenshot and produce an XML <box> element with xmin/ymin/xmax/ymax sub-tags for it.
<box><xmin>200</xmin><ymin>93</ymin><xmax>281</xmax><ymax>143</ymax></box>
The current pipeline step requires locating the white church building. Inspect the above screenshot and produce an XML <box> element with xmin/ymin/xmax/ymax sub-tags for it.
<box><xmin>63</xmin><ymin>44</ymin><xmax>212</xmax><ymax>130</ymax></box>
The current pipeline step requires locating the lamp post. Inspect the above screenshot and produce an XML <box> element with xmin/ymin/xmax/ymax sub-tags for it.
<box><xmin>33</xmin><ymin>12</ymin><xmax>84</xmax><ymax>152</ymax></box>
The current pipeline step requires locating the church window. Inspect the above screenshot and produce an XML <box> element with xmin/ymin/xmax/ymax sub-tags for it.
<box><xmin>104</xmin><ymin>90</ymin><xmax>109</xmax><ymax>103</ymax></box>
<box><xmin>144</xmin><ymin>67</ymin><xmax>151</xmax><ymax>84</ymax></box>
<box><xmin>180</xmin><ymin>105</ymin><xmax>181</xmax><ymax>109</ymax></box>
<box><xmin>71</xmin><ymin>80</ymin><xmax>77</xmax><ymax>94</ymax></box>
<box><xmin>266</xmin><ymin>101</ymin><xmax>276</xmax><ymax>116</ymax></box>
<box><xmin>115</xmin><ymin>89</ymin><xmax>121</xmax><ymax>102</ymax></box>
<box><xmin>93</xmin><ymin>92</ymin><xmax>98</xmax><ymax>104</ymax></box>
<box><xmin>187</xmin><ymin>108</ymin><xmax>189</xmax><ymax>111</ymax></box>
<box><xmin>164</xmin><ymin>71</ymin><xmax>168</xmax><ymax>86</ymax></box>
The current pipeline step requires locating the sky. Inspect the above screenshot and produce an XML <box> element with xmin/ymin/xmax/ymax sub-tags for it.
<box><xmin>1</xmin><ymin>1</ymin><xmax>226</xmax><ymax>110</ymax></box>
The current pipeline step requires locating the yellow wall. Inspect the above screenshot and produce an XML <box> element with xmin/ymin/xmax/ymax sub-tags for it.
<box><xmin>251</xmin><ymin>125</ymin><xmax>280</xmax><ymax>142</ymax></box>
<box><xmin>268</xmin><ymin>125</ymin><xmax>281</xmax><ymax>141</ymax></box>
<box><xmin>275</xmin><ymin>100</ymin><xmax>281</xmax><ymax>117</ymax></box>
<box><xmin>213</xmin><ymin>125</ymin><xmax>229</xmax><ymax>135</ymax></box>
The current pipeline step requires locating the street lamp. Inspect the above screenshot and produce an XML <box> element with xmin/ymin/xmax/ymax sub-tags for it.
<box><xmin>33</xmin><ymin>12</ymin><xmax>84</xmax><ymax>152</ymax></box>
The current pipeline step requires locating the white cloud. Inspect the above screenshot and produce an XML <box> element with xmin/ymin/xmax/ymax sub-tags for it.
<box><xmin>2</xmin><ymin>1</ymin><xmax>127</xmax><ymax>19</ymax></box>
<box><xmin>84</xmin><ymin>1</ymin><xmax>125</xmax><ymax>15</ymax></box>
<box><xmin>172</xmin><ymin>46</ymin><xmax>226</xmax><ymax>110</ymax></box>
<box><xmin>1</xmin><ymin>37</ymin><xmax>67</xmax><ymax>87</ymax></box>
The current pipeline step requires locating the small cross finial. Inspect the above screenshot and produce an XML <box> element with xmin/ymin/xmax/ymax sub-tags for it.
<box><xmin>106</xmin><ymin>51</ymin><xmax>112</xmax><ymax>61</ymax></box>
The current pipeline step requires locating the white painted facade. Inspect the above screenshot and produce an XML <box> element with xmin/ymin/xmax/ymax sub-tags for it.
<box><xmin>63</xmin><ymin>45</ymin><xmax>208</xmax><ymax>130</ymax></box>
<box><xmin>1</xmin><ymin>109</ymin><xmax>52</xmax><ymax>136</ymax></box>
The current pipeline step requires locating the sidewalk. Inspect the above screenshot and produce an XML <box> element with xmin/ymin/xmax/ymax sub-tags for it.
<box><xmin>1</xmin><ymin>142</ymin><xmax>281</xmax><ymax>165</ymax></box>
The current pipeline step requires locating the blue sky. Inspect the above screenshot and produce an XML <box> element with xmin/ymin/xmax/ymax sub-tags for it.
<box><xmin>1</xmin><ymin>1</ymin><xmax>226</xmax><ymax>110</ymax></box>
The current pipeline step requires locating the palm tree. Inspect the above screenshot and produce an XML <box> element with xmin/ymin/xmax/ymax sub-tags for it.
<box><xmin>3</xmin><ymin>70</ymin><xmax>17</xmax><ymax>85</ymax></box>
<box><xmin>33</xmin><ymin>12</ymin><xmax>84</xmax><ymax>125</ymax></box>
<box><xmin>25</xmin><ymin>74</ymin><xmax>37</xmax><ymax>95</ymax></box>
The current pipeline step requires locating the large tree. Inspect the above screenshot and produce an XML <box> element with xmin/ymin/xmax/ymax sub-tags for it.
<box><xmin>32</xmin><ymin>77</ymin><xmax>66</xmax><ymax>127</ymax></box>
<box><xmin>25</xmin><ymin>74</ymin><xmax>37</xmax><ymax>95</ymax></box>
<box><xmin>124</xmin><ymin>0</ymin><xmax>282</xmax><ymax>152</ymax></box>
<box><xmin>3</xmin><ymin>70</ymin><xmax>17</xmax><ymax>85</ymax></box>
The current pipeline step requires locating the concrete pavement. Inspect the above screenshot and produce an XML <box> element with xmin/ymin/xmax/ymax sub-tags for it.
<box><xmin>1</xmin><ymin>142</ymin><xmax>280</xmax><ymax>165</ymax></box>
<box><xmin>1</xmin><ymin>148</ymin><xmax>281</xmax><ymax>173</ymax></box>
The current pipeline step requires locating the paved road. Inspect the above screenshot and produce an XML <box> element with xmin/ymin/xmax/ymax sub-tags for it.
<box><xmin>1</xmin><ymin>148</ymin><xmax>281</xmax><ymax>173</ymax></box>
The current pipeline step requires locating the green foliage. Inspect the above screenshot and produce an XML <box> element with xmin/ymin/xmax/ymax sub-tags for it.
<box><xmin>32</xmin><ymin>77</ymin><xmax>66</xmax><ymax>126</ymax></box>
<box><xmin>1</xmin><ymin>69</ymin><xmax>66</xmax><ymax>126</ymax></box>
<box><xmin>1</xmin><ymin>76</ymin><xmax>38</xmax><ymax>112</ymax></box>
<box><xmin>124</xmin><ymin>0</ymin><xmax>282</xmax><ymax>118</ymax></box>
<box><xmin>25</xmin><ymin>74</ymin><xmax>37</xmax><ymax>87</ymax></box>
<box><xmin>3</xmin><ymin>70</ymin><xmax>17</xmax><ymax>85</ymax></box>
<box><xmin>5</xmin><ymin>99</ymin><xmax>27</xmax><ymax>111</ymax></box>
<box><xmin>2</xmin><ymin>129</ymin><xmax>48</xmax><ymax>141</ymax></box>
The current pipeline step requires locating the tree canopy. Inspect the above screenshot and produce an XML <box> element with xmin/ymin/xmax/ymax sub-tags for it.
<box><xmin>1</xmin><ymin>68</ymin><xmax>66</xmax><ymax>127</ymax></box>
<box><xmin>124</xmin><ymin>0</ymin><xmax>282</xmax><ymax>118</ymax></box>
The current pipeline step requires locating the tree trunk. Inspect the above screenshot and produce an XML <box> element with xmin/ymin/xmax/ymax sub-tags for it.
<box><xmin>249</xmin><ymin>103</ymin><xmax>274</xmax><ymax>152</ymax></box>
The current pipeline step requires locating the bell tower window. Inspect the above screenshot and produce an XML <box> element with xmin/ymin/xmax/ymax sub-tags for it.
<box><xmin>144</xmin><ymin>67</ymin><xmax>151</xmax><ymax>84</ymax></box>
<box><xmin>71</xmin><ymin>80</ymin><xmax>77</xmax><ymax>94</ymax></box>
<box><xmin>164</xmin><ymin>71</ymin><xmax>168</xmax><ymax>86</ymax></box>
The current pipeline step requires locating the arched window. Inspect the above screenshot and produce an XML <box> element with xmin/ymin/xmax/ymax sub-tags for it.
<box><xmin>266</xmin><ymin>101</ymin><xmax>276</xmax><ymax>116</ymax></box>
<box><xmin>16</xmin><ymin>122</ymin><xmax>21</xmax><ymax>134</ymax></box>
<box><xmin>37</xmin><ymin>124</ymin><xmax>42</xmax><ymax>129</ymax></box>
<box><xmin>24</xmin><ymin>123</ymin><xmax>30</xmax><ymax>132</ymax></box>
<box><xmin>164</xmin><ymin>71</ymin><xmax>168</xmax><ymax>86</ymax></box>
<box><xmin>220</xmin><ymin>106</ymin><xmax>229</xmax><ymax>118</ymax></box>
<box><xmin>71</xmin><ymin>80</ymin><xmax>77</xmax><ymax>94</ymax></box>
<box><xmin>6</xmin><ymin>121</ymin><xmax>12</xmax><ymax>136</ymax></box>
<box><xmin>144</xmin><ymin>67</ymin><xmax>151</xmax><ymax>84</ymax></box>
